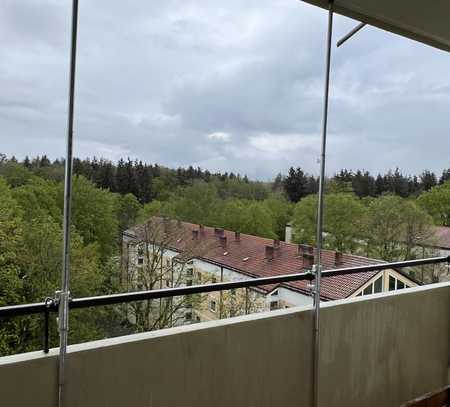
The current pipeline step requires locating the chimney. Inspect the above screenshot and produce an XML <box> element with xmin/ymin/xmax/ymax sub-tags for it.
<box><xmin>192</xmin><ymin>230</ymin><xmax>199</xmax><ymax>240</ymax></box>
<box><xmin>298</xmin><ymin>244</ymin><xmax>313</xmax><ymax>256</ymax></box>
<box><xmin>285</xmin><ymin>223</ymin><xmax>293</xmax><ymax>243</ymax></box>
<box><xmin>335</xmin><ymin>251</ymin><xmax>343</xmax><ymax>266</ymax></box>
<box><xmin>214</xmin><ymin>228</ymin><xmax>224</xmax><ymax>237</ymax></box>
<box><xmin>265</xmin><ymin>245</ymin><xmax>275</xmax><ymax>260</ymax></box>
<box><xmin>302</xmin><ymin>253</ymin><xmax>314</xmax><ymax>269</ymax></box>
<box><xmin>273</xmin><ymin>239</ymin><xmax>281</xmax><ymax>249</ymax></box>
<box><xmin>235</xmin><ymin>231</ymin><xmax>241</xmax><ymax>242</ymax></box>
<box><xmin>199</xmin><ymin>224</ymin><xmax>205</xmax><ymax>236</ymax></box>
<box><xmin>219</xmin><ymin>236</ymin><xmax>227</xmax><ymax>249</ymax></box>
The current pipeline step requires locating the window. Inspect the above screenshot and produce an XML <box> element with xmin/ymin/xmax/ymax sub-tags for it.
<box><xmin>209</xmin><ymin>300</ymin><xmax>217</xmax><ymax>312</ymax></box>
<box><xmin>196</xmin><ymin>316</ymin><xmax>201</xmax><ymax>322</ymax></box>
<box><xmin>137</xmin><ymin>257</ymin><xmax>144</xmax><ymax>265</ymax></box>
<box><xmin>185</xmin><ymin>312</ymin><xmax>192</xmax><ymax>321</ymax></box>
<box><xmin>272</xmin><ymin>290</ymin><xmax>278</xmax><ymax>296</ymax></box>
<box><xmin>363</xmin><ymin>285</ymin><xmax>372</xmax><ymax>295</ymax></box>
<box><xmin>165</xmin><ymin>279</ymin><xmax>171</xmax><ymax>287</ymax></box>
<box><xmin>389</xmin><ymin>275</ymin><xmax>396</xmax><ymax>291</ymax></box>
<box><xmin>196</xmin><ymin>271</ymin><xmax>202</xmax><ymax>282</ymax></box>
<box><xmin>358</xmin><ymin>275</ymin><xmax>383</xmax><ymax>296</ymax></box>
<box><xmin>186</xmin><ymin>279</ymin><xmax>192</xmax><ymax>287</ymax></box>
<box><xmin>186</xmin><ymin>268</ymin><xmax>193</xmax><ymax>277</ymax></box>
<box><xmin>270</xmin><ymin>301</ymin><xmax>279</xmax><ymax>311</ymax></box>
<box><xmin>374</xmin><ymin>277</ymin><xmax>383</xmax><ymax>293</ymax></box>
<box><xmin>389</xmin><ymin>274</ymin><xmax>408</xmax><ymax>291</ymax></box>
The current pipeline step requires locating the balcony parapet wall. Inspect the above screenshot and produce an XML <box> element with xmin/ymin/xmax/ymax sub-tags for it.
<box><xmin>1</xmin><ymin>282</ymin><xmax>449</xmax><ymax>407</ymax></box>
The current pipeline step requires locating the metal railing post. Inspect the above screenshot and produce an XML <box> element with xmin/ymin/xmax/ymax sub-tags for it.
<box><xmin>58</xmin><ymin>0</ymin><xmax>79</xmax><ymax>405</ymax></box>
<box><xmin>313</xmin><ymin>2</ymin><xmax>334</xmax><ymax>406</ymax></box>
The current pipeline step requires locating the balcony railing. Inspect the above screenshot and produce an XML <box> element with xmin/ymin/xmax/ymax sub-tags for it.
<box><xmin>0</xmin><ymin>255</ymin><xmax>448</xmax><ymax>354</ymax></box>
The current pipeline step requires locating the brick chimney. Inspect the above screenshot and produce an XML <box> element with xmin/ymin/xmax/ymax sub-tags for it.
<box><xmin>235</xmin><ymin>231</ymin><xmax>241</xmax><ymax>242</ymax></box>
<box><xmin>219</xmin><ymin>236</ymin><xmax>227</xmax><ymax>249</ymax></box>
<box><xmin>298</xmin><ymin>244</ymin><xmax>313</xmax><ymax>256</ymax></box>
<box><xmin>192</xmin><ymin>230</ymin><xmax>199</xmax><ymax>240</ymax></box>
<box><xmin>214</xmin><ymin>228</ymin><xmax>224</xmax><ymax>237</ymax></box>
<box><xmin>335</xmin><ymin>251</ymin><xmax>343</xmax><ymax>266</ymax></box>
<box><xmin>302</xmin><ymin>253</ymin><xmax>314</xmax><ymax>269</ymax></box>
<box><xmin>265</xmin><ymin>245</ymin><xmax>275</xmax><ymax>260</ymax></box>
<box><xmin>273</xmin><ymin>239</ymin><xmax>281</xmax><ymax>249</ymax></box>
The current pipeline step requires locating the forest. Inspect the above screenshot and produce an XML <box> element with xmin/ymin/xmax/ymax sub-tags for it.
<box><xmin>1</xmin><ymin>153</ymin><xmax>450</xmax><ymax>355</ymax></box>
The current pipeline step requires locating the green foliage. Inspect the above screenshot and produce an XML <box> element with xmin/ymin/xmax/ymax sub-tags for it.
<box><xmin>12</xmin><ymin>178</ymin><xmax>60</xmax><ymax>222</ymax></box>
<box><xmin>59</xmin><ymin>176</ymin><xmax>119</xmax><ymax>258</ymax></box>
<box><xmin>292</xmin><ymin>195</ymin><xmax>317</xmax><ymax>245</ymax></box>
<box><xmin>262</xmin><ymin>196</ymin><xmax>293</xmax><ymax>239</ymax></box>
<box><xmin>292</xmin><ymin>193</ymin><xmax>366</xmax><ymax>252</ymax></box>
<box><xmin>365</xmin><ymin>195</ymin><xmax>433</xmax><ymax>261</ymax></box>
<box><xmin>240</xmin><ymin>202</ymin><xmax>276</xmax><ymax>239</ymax></box>
<box><xmin>117</xmin><ymin>193</ymin><xmax>141</xmax><ymax>234</ymax></box>
<box><xmin>170</xmin><ymin>181</ymin><xmax>222</xmax><ymax>226</ymax></box>
<box><xmin>0</xmin><ymin>162</ymin><xmax>32</xmax><ymax>187</ymax></box>
<box><xmin>418</xmin><ymin>182</ymin><xmax>450</xmax><ymax>226</ymax></box>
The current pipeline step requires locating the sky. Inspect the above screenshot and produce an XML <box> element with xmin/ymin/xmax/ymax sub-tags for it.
<box><xmin>0</xmin><ymin>0</ymin><xmax>449</xmax><ymax>180</ymax></box>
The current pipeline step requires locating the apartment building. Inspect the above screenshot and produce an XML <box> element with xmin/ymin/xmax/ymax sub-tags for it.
<box><xmin>122</xmin><ymin>217</ymin><xmax>418</xmax><ymax>325</ymax></box>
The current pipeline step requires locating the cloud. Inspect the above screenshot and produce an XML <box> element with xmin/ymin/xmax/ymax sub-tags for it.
<box><xmin>207</xmin><ymin>132</ymin><xmax>231</xmax><ymax>142</ymax></box>
<box><xmin>0</xmin><ymin>0</ymin><xmax>449</xmax><ymax>180</ymax></box>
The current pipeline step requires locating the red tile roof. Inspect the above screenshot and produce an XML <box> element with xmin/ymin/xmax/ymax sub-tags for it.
<box><xmin>127</xmin><ymin>218</ymin><xmax>386</xmax><ymax>301</ymax></box>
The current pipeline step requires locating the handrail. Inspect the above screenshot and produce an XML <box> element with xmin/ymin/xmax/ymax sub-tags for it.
<box><xmin>1</xmin><ymin>255</ymin><xmax>448</xmax><ymax>319</ymax></box>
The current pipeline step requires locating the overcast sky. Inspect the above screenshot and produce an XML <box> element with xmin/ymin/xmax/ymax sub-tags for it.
<box><xmin>1</xmin><ymin>0</ymin><xmax>449</xmax><ymax>180</ymax></box>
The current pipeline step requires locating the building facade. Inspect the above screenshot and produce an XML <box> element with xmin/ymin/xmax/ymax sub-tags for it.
<box><xmin>123</xmin><ymin>217</ymin><xmax>418</xmax><ymax>327</ymax></box>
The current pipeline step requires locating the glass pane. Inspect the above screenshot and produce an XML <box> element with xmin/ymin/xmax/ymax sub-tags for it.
<box><xmin>389</xmin><ymin>275</ymin><xmax>396</xmax><ymax>291</ymax></box>
<box><xmin>363</xmin><ymin>285</ymin><xmax>372</xmax><ymax>295</ymax></box>
<box><xmin>397</xmin><ymin>280</ymin><xmax>405</xmax><ymax>289</ymax></box>
<box><xmin>374</xmin><ymin>277</ymin><xmax>383</xmax><ymax>293</ymax></box>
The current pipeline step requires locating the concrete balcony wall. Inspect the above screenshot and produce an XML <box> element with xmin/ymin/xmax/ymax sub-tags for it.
<box><xmin>0</xmin><ymin>282</ymin><xmax>449</xmax><ymax>407</ymax></box>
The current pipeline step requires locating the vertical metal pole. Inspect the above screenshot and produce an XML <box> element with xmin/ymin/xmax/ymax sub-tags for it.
<box><xmin>313</xmin><ymin>3</ymin><xmax>333</xmax><ymax>407</ymax></box>
<box><xmin>43</xmin><ymin>309</ymin><xmax>50</xmax><ymax>354</ymax></box>
<box><xmin>58</xmin><ymin>0</ymin><xmax>79</xmax><ymax>405</ymax></box>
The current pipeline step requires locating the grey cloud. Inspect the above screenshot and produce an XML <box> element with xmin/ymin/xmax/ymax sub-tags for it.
<box><xmin>0</xmin><ymin>0</ymin><xmax>449</xmax><ymax>180</ymax></box>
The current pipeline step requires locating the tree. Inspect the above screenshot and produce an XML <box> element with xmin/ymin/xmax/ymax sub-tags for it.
<box><xmin>365</xmin><ymin>195</ymin><xmax>433</xmax><ymax>261</ymax></box>
<box><xmin>283</xmin><ymin>167</ymin><xmax>310</xmax><ymax>202</ymax></box>
<box><xmin>418</xmin><ymin>182</ymin><xmax>450</xmax><ymax>226</ymax></box>
<box><xmin>420</xmin><ymin>170</ymin><xmax>437</xmax><ymax>192</ymax></box>
<box><xmin>240</xmin><ymin>202</ymin><xmax>276</xmax><ymax>239</ymax></box>
<box><xmin>59</xmin><ymin>176</ymin><xmax>119</xmax><ymax>258</ymax></box>
<box><xmin>262</xmin><ymin>196</ymin><xmax>293</xmax><ymax>239</ymax></box>
<box><xmin>0</xmin><ymin>161</ymin><xmax>32</xmax><ymax>188</ymax></box>
<box><xmin>292</xmin><ymin>193</ymin><xmax>366</xmax><ymax>252</ymax></box>
<box><xmin>124</xmin><ymin>219</ymin><xmax>214</xmax><ymax>331</ymax></box>
<box><xmin>117</xmin><ymin>193</ymin><xmax>141</xmax><ymax>235</ymax></box>
<box><xmin>171</xmin><ymin>181</ymin><xmax>221</xmax><ymax>226</ymax></box>
<box><xmin>0</xmin><ymin>178</ymin><xmax>24</xmax><ymax>355</ymax></box>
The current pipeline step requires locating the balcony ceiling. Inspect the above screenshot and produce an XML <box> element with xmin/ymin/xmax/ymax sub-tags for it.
<box><xmin>301</xmin><ymin>0</ymin><xmax>450</xmax><ymax>52</ymax></box>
